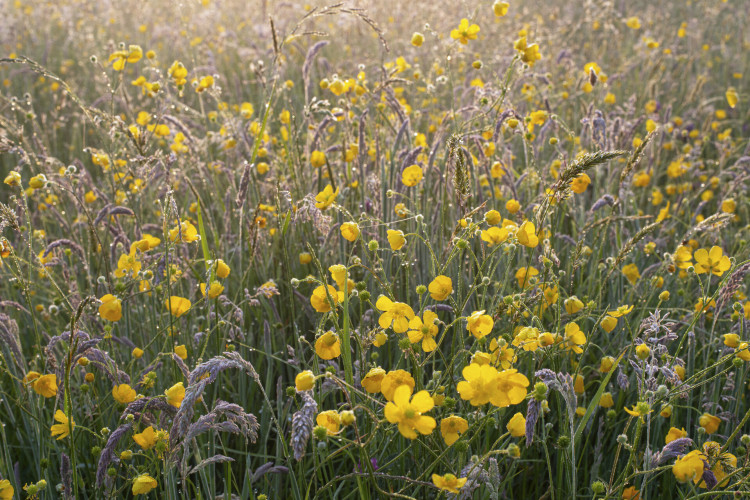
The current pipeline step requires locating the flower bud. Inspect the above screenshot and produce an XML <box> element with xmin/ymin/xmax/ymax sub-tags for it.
<box><xmin>340</xmin><ymin>410</ymin><xmax>356</xmax><ymax>426</ymax></box>
<box><xmin>592</xmin><ymin>481</ymin><xmax>606</xmax><ymax>495</ymax></box>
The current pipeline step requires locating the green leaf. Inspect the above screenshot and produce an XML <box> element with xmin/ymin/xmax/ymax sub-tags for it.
<box><xmin>195</xmin><ymin>201</ymin><xmax>212</xmax><ymax>271</ymax></box>
<box><xmin>573</xmin><ymin>349</ymin><xmax>627</xmax><ymax>448</ymax></box>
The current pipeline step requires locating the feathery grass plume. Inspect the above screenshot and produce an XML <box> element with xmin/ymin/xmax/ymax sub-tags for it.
<box><xmin>122</xmin><ymin>397</ymin><xmax>177</xmax><ymax>429</ymax></box>
<box><xmin>717</xmin><ymin>262</ymin><xmax>750</xmax><ymax>312</ymax></box>
<box><xmin>95</xmin><ymin>423</ymin><xmax>132</xmax><ymax>487</ymax></box>
<box><xmin>249</xmin><ymin>463</ymin><xmax>290</xmax><ymax>484</ymax></box>
<box><xmin>448</xmin><ymin>135</ymin><xmax>471</xmax><ymax>212</ymax></box>
<box><xmin>42</xmin><ymin>239</ymin><xmax>85</xmax><ymax>260</ymax></box>
<box><xmin>458</xmin><ymin>456</ymin><xmax>492</xmax><ymax>500</ymax></box>
<box><xmin>189</xmin><ymin>455</ymin><xmax>234</xmax><ymax>476</ymax></box>
<box><xmin>0</xmin><ymin>202</ymin><xmax>20</xmax><ymax>232</ymax></box>
<box><xmin>619</xmin><ymin>129</ymin><xmax>657</xmax><ymax>186</ymax></box>
<box><xmin>291</xmin><ymin>391</ymin><xmax>317</xmax><ymax>461</ymax></box>
<box><xmin>601</xmin><ymin>220</ymin><xmax>663</xmax><ymax>285</ymax></box>
<box><xmin>556</xmin><ymin>150</ymin><xmax>628</xmax><ymax>190</ymax></box>
<box><xmin>170</xmin><ymin>352</ymin><xmax>259</xmax><ymax>449</ymax></box>
<box><xmin>590</xmin><ymin>194</ymin><xmax>615</xmax><ymax>212</ymax></box>
<box><xmin>60</xmin><ymin>453</ymin><xmax>72</xmax><ymax>500</ymax></box>
<box><xmin>0</xmin><ymin>301</ymin><xmax>29</xmax><ymax>314</ymax></box>
<box><xmin>302</xmin><ymin>40</ymin><xmax>329</xmax><ymax>102</ymax></box>
<box><xmin>172</xmin><ymin>353</ymin><xmax>190</xmax><ymax>380</ymax></box>
<box><xmin>0</xmin><ymin>314</ymin><xmax>24</xmax><ymax>372</ymax></box>
<box><xmin>178</xmin><ymin>401</ymin><xmax>258</xmax><ymax>476</ymax></box>
<box><xmin>235</xmin><ymin>162</ymin><xmax>253</xmax><ymax>209</ymax></box>
<box><xmin>536</xmin><ymin>369</ymin><xmax>577</xmax><ymax>427</ymax></box>
<box><xmin>680</xmin><ymin>211</ymin><xmax>734</xmax><ymax>243</ymax></box>
<box><xmin>526</xmin><ymin>399</ymin><xmax>541</xmax><ymax>446</ymax></box>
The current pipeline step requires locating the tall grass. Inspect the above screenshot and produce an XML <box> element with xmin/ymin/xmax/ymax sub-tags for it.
<box><xmin>0</xmin><ymin>0</ymin><xmax>749</xmax><ymax>498</ymax></box>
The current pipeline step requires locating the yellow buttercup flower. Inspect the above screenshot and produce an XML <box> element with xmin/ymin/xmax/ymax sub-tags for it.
<box><xmin>165</xmin><ymin>296</ymin><xmax>191</xmax><ymax>317</ymax></box>
<box><xmin>515</xmin><ymin>266</ymin><xmax>538</xmax><ymax>288</ymax></box>
<box><xmin>450</xmin><ymin>19</ymin><xmax>480</xmax><ymax>45</ymax></box>
<box><xmin>315</xmin><ymin>184</ymin><xmax>339</xmax><ymax>210</ymax></box>
<box><xmin>112</xmin><ymin>383</ymin><xmax>137</xmax><ymax>404</ymax></box>
<box><xmin>165</xmin><ymin>382</ymin><xmax>185</xmax><ymax>408</ymax></box>
<box><xmin>0</xmin><ymin>479</ymin><xmax>14</xmax><ymax>500</ymax></box>
<box><xmin>406</xmin><ymin>310</ymin><xmax>439</xmax><ymax>352</ymax></box>
<box><xmin>310</xmin><ymin>150</ymin><xmax>326</xmax><ymax>168</ymax></box>
<box><xmin>665</xmin><ymin>427</ymin><xmax>687</xmax><ymax>444</ymax></box>
<box><xmin>50</xmin><ymin>410</ymin><xmax>74</xmax><ymax>440</ymax></box>
<box><xmin>514</xmin><ymin>36</ymin><xmax>542</xmax><ymax>66</ymax></box>
<box><xmin>380</xmin><ymin>369</ymin><xmax>415</xmax><ymax>401</ymax></box>
<box><xmin>672</xmin><ymin>450</ymin><xmax>703</xmax><ymax>483</ymax></box>
<box><xmin>169</xmin><ymin>220</ymin><xmax>199</xmax><ymax>243</ymax></box>
<box><xmin>132</xmin><ymin>475</ymin><xmax>158</xmax><ymax>496</ymax></box>
<box><xmin>693</xmin><ymin>246</ymin><xmax>731</xmax><ymax>276</ymax></box>
<box><xmin>440</xmin><ymin>415</ymin><xmax>468</xmax><ymax>445</ymax></box>
<box><xmin>493</xmin><ymin>369</ymin><xmax>530</xmax><ymax>407</ymax></box>
<box><xmin>428</xmin><ymin>275</ymin><xmax>452</xmax><ymax>301</ymax></box>
<box><xmin>625</xmin><ymin>16</ymin><xmax>641</xmax><ymax>30</ymax></box>
<box><xmin>315</xmin><ymin>331</ymin><xmax>341</xmax><ymax>360</ymax></box>
<box><xmin>564</xmin><ymin>296</ymin><xmax>584</xmax><ymax>314</ymax></box>
<box><xmin>621</xmin><ymin>263</ymin><xmax>640</xmax><ymax>285</ymax></box>
<box><xmin>457</xmin><ymin>363</ymin><xmax>499</xmax><ymax>406</ymax></box>
<box><xmin>401</xmin><ymin>164</ymin><xmax>423</xmax><ymax>186</ymax></box>
<box><xmin>340</xmin><ymin>222</ymin><xmax>360</xmax><ymax>242</ymax></box>
<box><xmin>310</xmin><ymin>285</ymin><xmax>342</xmax><ymax>313</ymax></box>
<box><xmin>387</xmin><ymin>229</ymin><xmax>406</xmax><ymax>250</ymax></box>
<box><xmin>316</xmin><ymin>410</ymin><xmax>341</xmax><ymax>435</ymax></box>
<box><xmin>361</xmin><ymin>367</ymin><xmax>386</xmax><ymax>393</ymax></box>
<box><xmin>466</xmin><ymin>310</ymin><xmax>494</xmax><ymax>339</ymax></box>
<box><xmin>200</xmin><ymin>281</ymin><xmax>225</xmax><ymax>299</ymax></box>
<box><xmin>432</xmin><ymin>473</ymin><xmax>467</xmax><ymax>494</ymax></box>
<box><xmin>493</xmin><ymin>1</ymin><xmax>509</xmax><ymax>17</ymax></box>
<box><xmin>376</xmin><ymin>295</ymin><xmax>415</xmax><ymax>333</ymax></box>
<box><xmin>32</xmin><ymin>373</ymin><xmax>58</xmax><ymax>398</ymax></box>
<box><xmin>481</xmin><ymin>226</ymin><xmax>509</xmax><ymax>247</ymax></box>
<box><xmin>698</xmin><ymin>413</ymin><xmax>720</xmax><ymax>434</ymax></box>
<box><xmin>175</xmin><ymin>345</ymin><xmax>188</xmax><ymax>360</ymax></box>
<box><xmin>563</xmin><ymin>322</ymin><xmax>586</xmax><ymax>354</ymax></box>
<box><xmin>726</xmin><ymin>87</ymin><xmax>738</xmax><ymax>108</ymax></box>
<box><xmin>99</xmin><ymin>294</ymin><xmax>122</xmax><ymax>322</ymax></box>
<box><xmin>506</xmin><ymin>412</ymin><xmax>526</xmax><ymax>437</ymax></box>
<box><xmin>516</xmin><ymin>221</ymin><xmax>539</xmax><ymax>248</ymax></box>
<box><xmin>109</xmin><ymin>45</ymin><xmax>142</xmax><ymax>71</ymax></box>
<box><xmin>295</xmin><ymin>370</ymin><xmax>315</xmax><ymax>391</ymax></box>
<box><xmin>384</xmin><ymin>385</ymin><xmax>436</xmax><ymax>439</ymax></box>
<box><xmin>133</xmin><ymin>426</ymin><xmax>159</xmax><ymax>450</ymax></box>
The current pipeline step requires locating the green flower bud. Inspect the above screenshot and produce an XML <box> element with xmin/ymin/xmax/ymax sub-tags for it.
<box><xmin>453</xmin><ymin>440</ymin><xmax>469</xmax><ymax>454</ymax></box>
<box><xmin>313</xmin><ymin>425</ymin><xmax>329</xmax><ymax>441</ymax></box>
<box><xmin>592</xmin><ymin>481</ymin><xmax>606</xmax><ymax>495</ymax></box>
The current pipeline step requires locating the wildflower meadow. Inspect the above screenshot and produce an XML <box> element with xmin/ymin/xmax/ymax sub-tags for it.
<box><xmin>1</xmin><ymin>0</ymin><xmax>749</xmax><ymax>498</ymax></box>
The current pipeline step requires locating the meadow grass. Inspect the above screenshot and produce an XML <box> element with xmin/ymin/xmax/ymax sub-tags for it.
<box><xmin>0</xmin><ymin>0</ymin><xmax>749</xmax><ymax>498</ymax></box>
